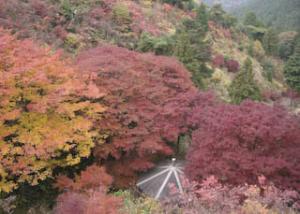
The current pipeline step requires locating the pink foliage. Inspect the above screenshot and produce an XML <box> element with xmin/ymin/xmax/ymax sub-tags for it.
<box><xmin>282</xmin><ymin>89</ymin><xmax>300</xmax><ymax>100</ymax></box>
<box><xmin>186</xmin><ymin>100</ymin><xmax>300</xmax><ymax>190</ymax></box>
<box><xmin>225</xmin><ymin>59</ymin><xmax>239</xmax><ymax>72</ymax></box>
<box><xmin>55</xmin><ymin>189</ymin><xmax>122</xmax><ymax>214</ymax></box>
<box><xmin>128</xmin><ymin>1</ymin><xmax>162</xmax><ymax>36</ymax></box>
<box><xmin>30</xmin><ymin>0</ymin><xmax>48</xmax><ymax>17</ymax></box>
<box><xmin>222</xmin><ymin>28</ymin><xmax>232</xmax><ymax>39</ymax></box>
<box><xmin>262</xmin><ymin>90</ymin><xmax>282</xmax><ymax>101</ymax></box>
<box><xmin>163</xmin><ymin>176</ymin><xmax>300</xmax><ymax>213</ymax></box>
<box><xmin>163</xmin><ymin>3</ymin><xmax>173</xmax><ymax>12</ymax></box>
<box><xmin>212</xmin><ymin>54</ymin><xmax>225</xmax><ymax>68</ymax></box>
<box><xmin>55</xmin><ymin>165</ymin><xmax>121</xmax><ymax>214</ymax></box>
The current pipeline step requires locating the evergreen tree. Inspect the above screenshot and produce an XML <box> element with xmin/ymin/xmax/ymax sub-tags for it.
<box><xmin>174</xmin><ymin>30</ymin><xmax>194</xmax><ymax>65</ymax></box>
<box><xmin>229</xmin><ymin>58</ymin><xmax>261</xmax><ymax>104</ymax></box>
<box><xmin>208</xmin><ymin>4</ymin><xmax>236</xmax><ymax>28</ymax></box>
<box><xmin>162</xmin><ymin>0</ymin><xmax>193</xmax><ymax>9</ymax></box>
<box><xmin>173</xmin><ymin>31</ymin><xmax>206</xmax><ymax>88</ymax></box>
<box><xmin>243</xmin><ymin>12</ymin><xmax>262</xmax><ymax>27</ymax></box>
<box><xmin>173</xmin><ymin>4</ymin><xmax>212</xmax><ymax>89</ymax></box>
<box><xmin>284</xmin><ymin>38</ymin><xmax>300</xmax><ymax>92</ymax></box>
<box><xmin>263</xmin><ymin>29</ymin><xmax>278</xmax><ymax>55</ymax></box>
<box><xmin>195</xmin><ymin>4</ymin><xmax>208</xmax><ymax>34</ymax></box>
<box><xmin>209</xmin><ymin>4</ymin><xmax>225</xmax><ymax>24</ymax></box>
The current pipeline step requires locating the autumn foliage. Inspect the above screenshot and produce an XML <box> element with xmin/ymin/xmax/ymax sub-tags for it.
<box><xmin>0</xmin><ymin>29</ymin><xmax>105</xmax><ymax>192</ymax></box>
<box><xmin>76</xmin><ymin>45</ymin><xmax>200</xmax><ymax>186</ymax></box>
<box><xmin>225</xmin><ymin>59</ymin><xmax>240</xmax><ymax>73</ymax></box>
<box><xmin>55</xmin><ymin>165</ymin><xmax>122</xmax><ymax>214</ymax></box>
<box><xmin>186</xmin><ymin>100</ymin><xmax>300</xmax><ymax>190</ymax></box>
<box><xmin>212</xmin><ymin>54</ymin><xmax>225</xmax><ymax>68</ymax></box>
<box><xmin>212</xmin><ymin>54</ymin><xmax>239</xmax><ymax>72</ymax></box>
<box><xmin>163</xmin><ymin>175</ymin><xmax>300</xmax><ymax>213</ymax></box>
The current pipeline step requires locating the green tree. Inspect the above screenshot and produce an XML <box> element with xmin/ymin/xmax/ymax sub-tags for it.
<box><xmin>173</xmin><ymin>4</ymin><xmax>212</xmax><ymax>88</ymax></box>
<box><xmin>263</xmin><ymin>29</ymin><xmax>278</xmax><ymax>55</ymax></box>
<box><xmin>174</xmin><ymin>31</ymin><xmax>194</xmax><ymax>65</ymax></box>
<box><xmin>137</xmin><ymin>33</ymin><xmax>173</xmax><ymax>55</ymax></box>
<box><xmin>243</xmin><ymin>12</ymin><xmax>262</xmax><ymax>27</ymax></box>
<box><xmin>162</xmin><ymin>0</ymin><xmax>193</xmax><ymax>9</ymax></box>
<box><xmin>229</xmin><ymin>58</ymin><xmax>261</xmax><ymax>104</ymax></box>
<box><xmin>284</xmin><ymin>38</ymin><xmax>300</xmax><ymax>92</ymax></box>
<box><xmin>173</xmin><ymin>31</ymin><xmax>205</xmax><ymax>88</ymax></box>
<box><xmin>253</xmin><ymin>40</ymin><xmax>265</xmax><ymax>59</ymax></box>
<box><xmin>209</xmin><ymin>4</ymin><xmax>237</xmax><ymax>28</ymax></box>
<box><xmin>195</xmin><ymin>4</ymin><xmax>208</xmax><ymax>33</ymax></box>
<box><xmin>209</xmin><ymin>4</ymin><xmax>225</xmax><ymax>24</ymax></box>
<box><xmin>278</xmin><ymin>31</ymin><xmax>298</xmax><ymax>60</ymax></box>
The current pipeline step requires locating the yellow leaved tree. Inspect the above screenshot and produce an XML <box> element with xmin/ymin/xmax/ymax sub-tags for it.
<box><xmin>0</xmin><ymin>29</ymin><xmax>106</xmax><ymax>192</ymax></box>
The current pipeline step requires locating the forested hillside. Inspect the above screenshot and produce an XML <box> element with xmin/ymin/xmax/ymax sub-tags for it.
<box><xmin>0</xmin><ymin>0</ymin><xmax>299</xmax><ymax>213</ymax></box>
<box><xmin>202</xmin><ymin>0</ymin><xmax>248</xmax><ymax>10</ymax></box>
<box><xmin>232</xmin><ymin>0</ymin><xmax>300</xmax><ymax>32</ymax></box>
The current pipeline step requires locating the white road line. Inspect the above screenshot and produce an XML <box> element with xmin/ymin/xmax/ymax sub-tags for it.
<box><xmin>137</xmin><ymin>167</ymin><xmax>170</xmax><ymax>186</ymax></box>
<box><xmin>174</xmin><ymin>169</ymin><xmax>183</xmax><ymax>193</ymax></box>
<box><xmin>155</xmin><ymin>169</ymin><xmax>173</xmax><ymax>199</ymax></box>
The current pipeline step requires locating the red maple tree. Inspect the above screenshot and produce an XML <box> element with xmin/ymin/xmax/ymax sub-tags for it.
<box><xmin>76</xmin><ymin>45</ymin><xmax>202</xmax><ymax>186</ymax></box>
<box><xmin>186</xmin><ymin>100</ymin><xmax>300</xmax><ymax>190</ymax></box>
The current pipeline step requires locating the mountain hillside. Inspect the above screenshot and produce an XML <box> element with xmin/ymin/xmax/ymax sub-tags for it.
<box><xmin>202</xmin><ymin>0</ymin><xmax>248</xmax><ymax>10</ymax></box>
<box><xmin>0</xmin><ymin>0</ymin><xmax>299</xmax><ymax>213</ymax></box>
<box><xmin>231</xmin><ymin>0</ymin><xmax>300</xmax><ymax>31</ymax></box>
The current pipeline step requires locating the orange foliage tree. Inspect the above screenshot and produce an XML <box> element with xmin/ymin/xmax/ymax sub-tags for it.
<box><xmin>0</xmin><ymin>29</ymin><xmax>106</xmax><ymax>192</ymax></box>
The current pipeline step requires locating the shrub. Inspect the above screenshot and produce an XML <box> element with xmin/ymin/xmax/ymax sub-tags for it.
<box><xmin>59</xmin><ymin>0</ymin><xmax>76</xmax><ymax>21</ymax></box>
<box><xmin>137</xmin><ymin>33</ymin><xmax>173</xmax><ymax>55</ymax></box>
<box><xmin>55</xmin><ymin>189</ymin><xmax>122</xmax><ymax>214</ymax></box>
<box><xmin>225</xmin><ymin>59</ymin><xmax>239</xmax><ymax>73</ymax></box>
<box><xmin>153</xmin><ymin>36</ymin><xmax>173</xmax><ymax>56</ymax></box>
<box><xmin>262</xmin><ymin>59</ymin><xmax>274</xmax><ymax>82</ymax></box>
<box><xmin>64</xmin><ymin>33</ymin><xmax>81</xmax><ymax>53</ymax></box>
<box><xmin>163</xmin><ymin>176</ymin><xmax>300</xmax><ymax>213</ymax></box>
<box><xmin>212</xmin><ymin>54</ymin><xmax>225</xmax><ymax>68</ymax></box>
<box><xmin>55</xmin><ymin>165</ymin><xmax>113</xmax><ymax>191</ymax></box>
<box><xmin>31</xmin><ymin>0</ymin><xmax>48</xmax><ymax>17</ymax></box>
<box><xmin>186</xmin><ymin>100</ymin><xmax>300</xmax><ymax>190</ymax></box>
<box><xmin>55</xmin><ymin>165</ymin><xmax>122</xmax><ymax>214</ymax></box>
<box><xmin>253</xmin><ymin>40</ymin><xmax>265</xmax><ymax>59</ymax></box>
<box><xmin>262</xmin><ymin>90</ymin><xmax>281</xmax><ymax>101</ymax></box>
<box><xmin>238</xmin><ymin>44</ymin><xmax>244</xmax><ymax>51</ymax></box>
<box><xmin>137</xmin><ymin>33</ymin><xmax>155</xmax><ymax>53</ymax></box>
<box><xmin>112</xmin><ymin>3</ymin><xmax>132</xmax><ymax>25</ymax></box>
<box><xmin>116</xmin><ymin>190</ymin><xmax>163</xmax><ymax>214</ymax></box>
<box><xmin>247</xmin><ymin>40</ymin><xmax>254</xmax><ymax>56</ymax></box>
